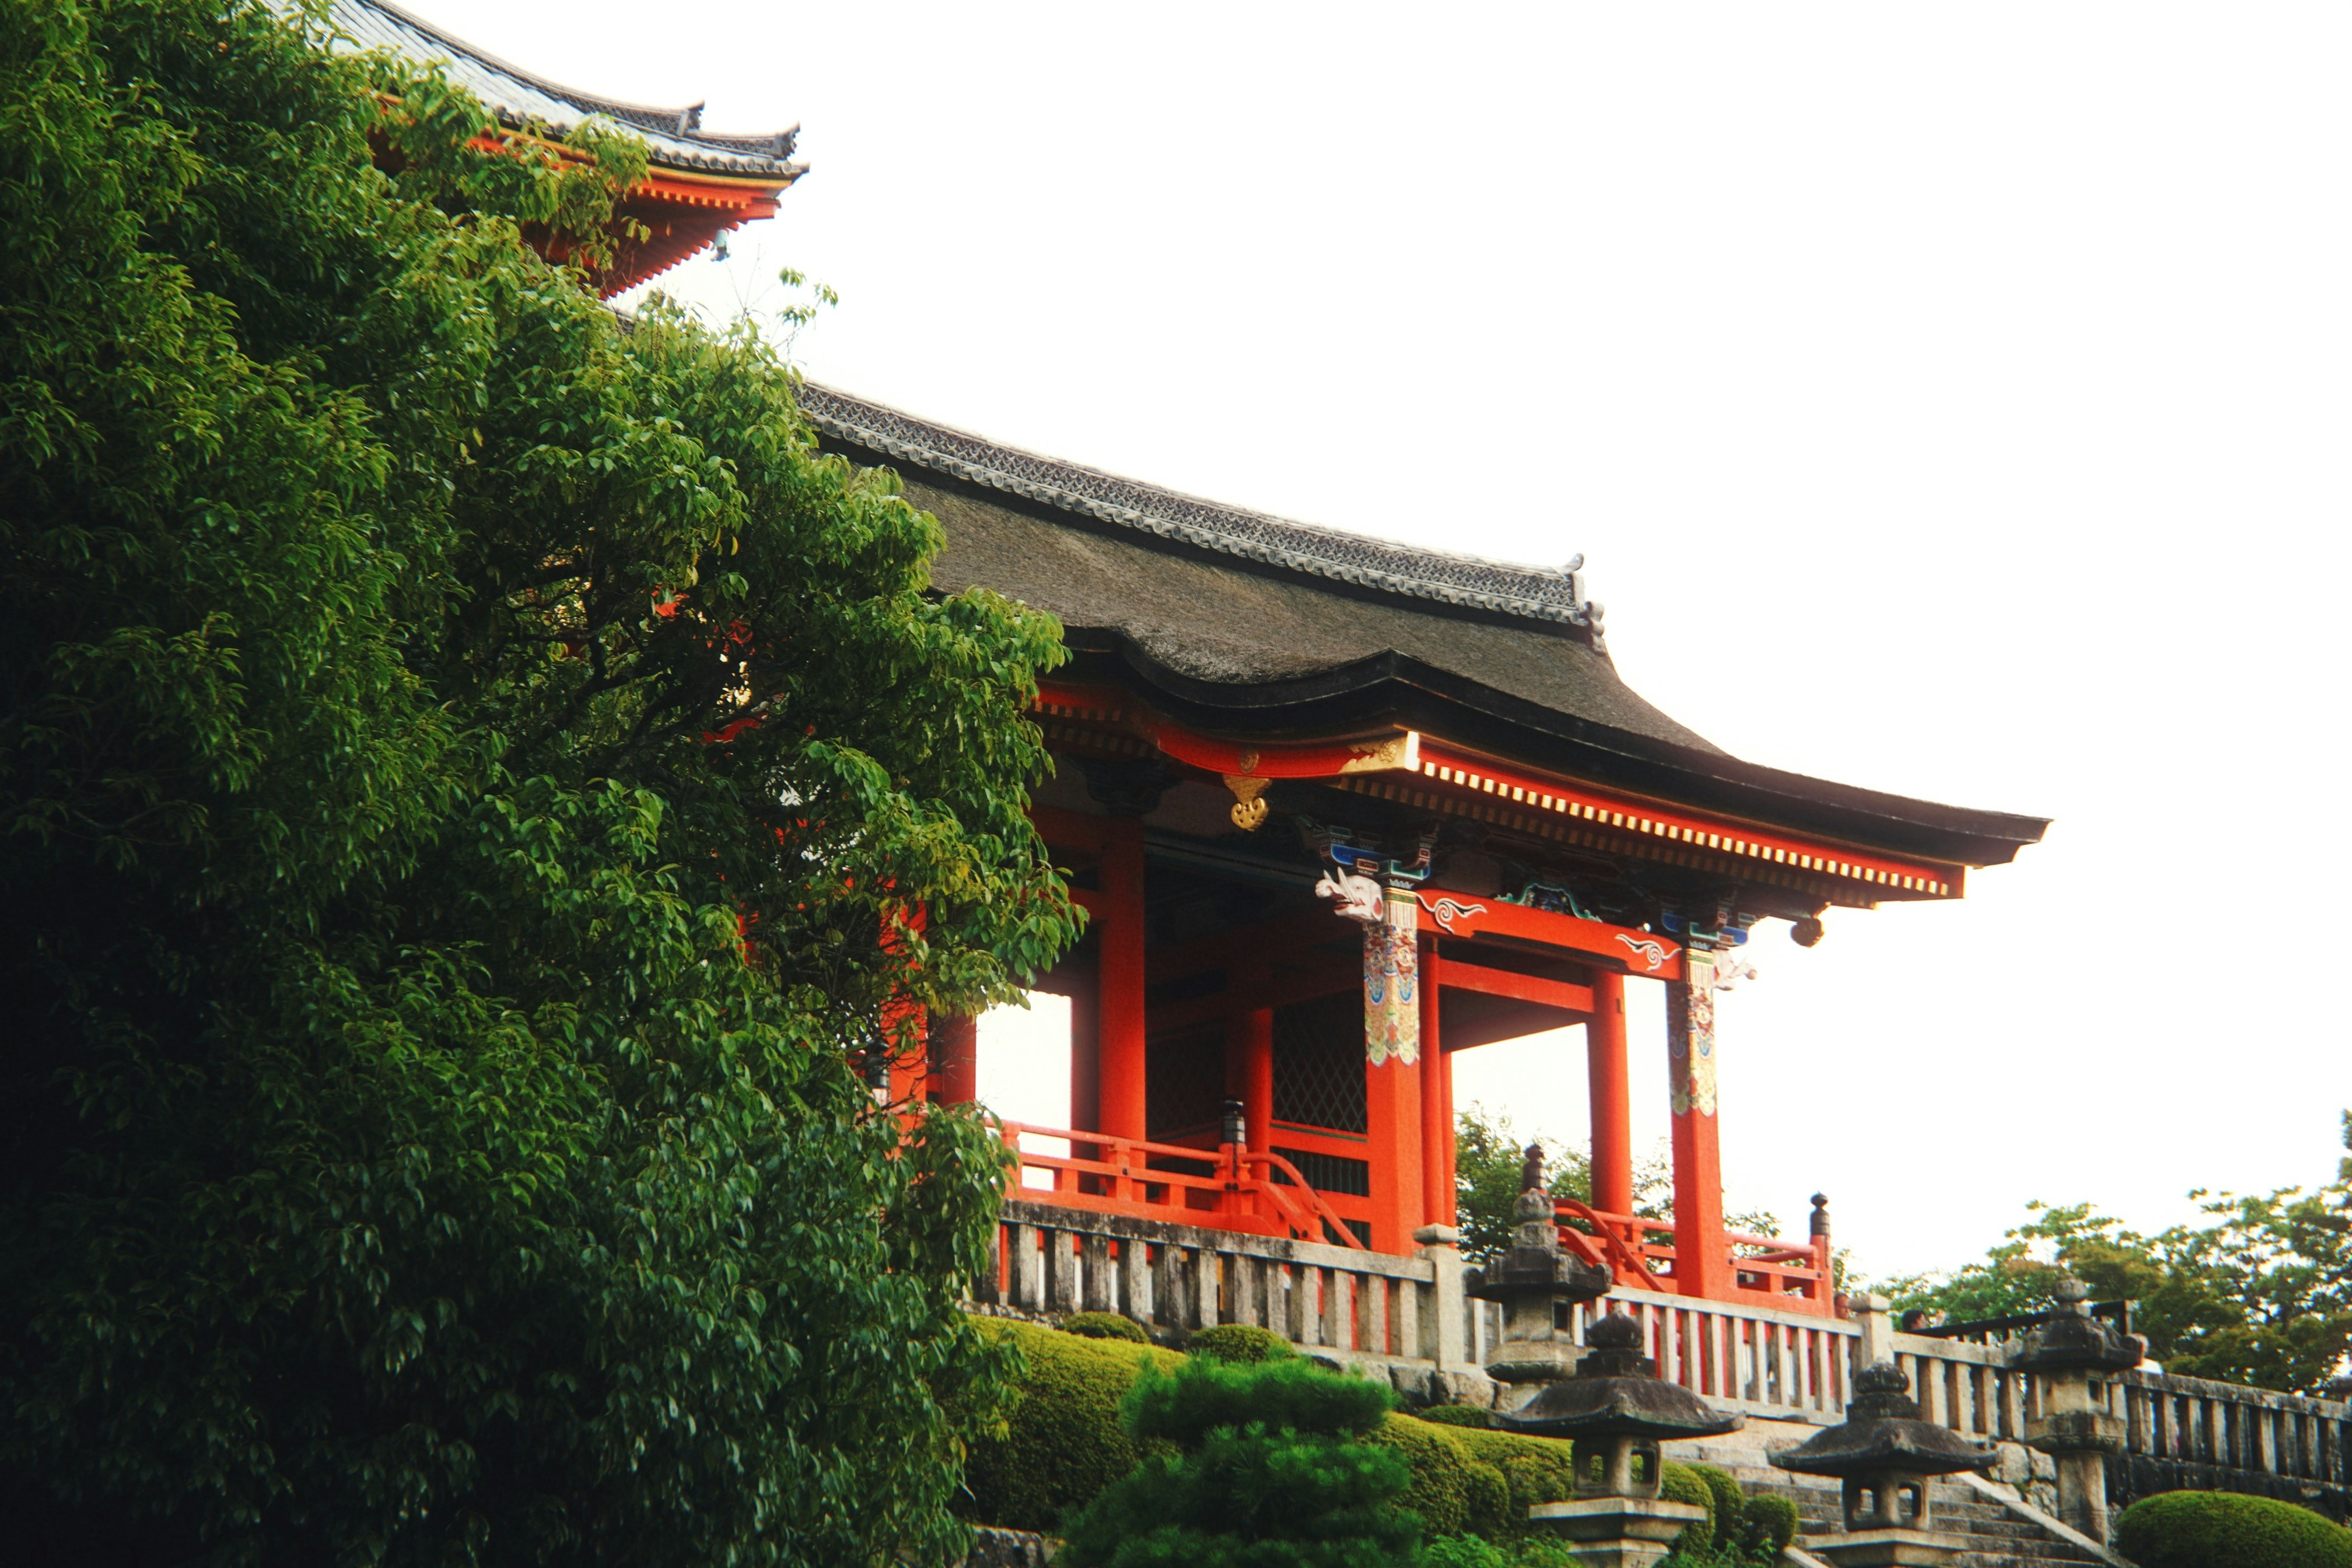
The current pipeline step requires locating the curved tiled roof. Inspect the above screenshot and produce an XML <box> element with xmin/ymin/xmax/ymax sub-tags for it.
<box><xmin>797</xmin><ymin>383</ymin><xmax>1607</xmax><ymax>632</ymax></box>
<box><xmin>323</xmin><ymin>0</ymin><xmax>806</xmax><ymax>180</ymax></box>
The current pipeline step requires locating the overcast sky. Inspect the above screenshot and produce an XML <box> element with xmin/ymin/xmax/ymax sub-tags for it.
<box><xmin>422</xmin><ymin>0</ymin><xmax>2350</xmax><ymax>1278</ymax></box>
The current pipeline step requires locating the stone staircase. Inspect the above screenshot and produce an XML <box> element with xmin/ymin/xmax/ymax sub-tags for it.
<box><xmin>1666</xmin><ymin>1422</ymin><xmax>2121</xmax><ymax>1568</ymax></box>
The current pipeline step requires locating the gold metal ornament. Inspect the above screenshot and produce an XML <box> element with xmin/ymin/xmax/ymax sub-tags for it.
<box><xmin>1223</xmin><ymin>774</ymin><xmax>1272</xmax><ymax>830</ymax></box>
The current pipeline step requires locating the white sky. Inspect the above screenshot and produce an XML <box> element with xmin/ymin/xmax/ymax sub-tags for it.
<box><xmin>422</xmin><ymin>1</ymin><xmax>2351</xmax><ymax>1278</ymax></box>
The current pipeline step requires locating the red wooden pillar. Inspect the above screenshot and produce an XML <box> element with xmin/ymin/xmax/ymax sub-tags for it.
<box><xmin>1366</xmin><ymin>1038</ymin><xmax>1424</xmax><ymax>1255</ymax></box>
<box><xmin>1418</xmin><ymin>936</ymin><xmax>1449</xmax><ymax>1230</ymax></box>
<box><xmin>1096</xmin><ymin>817</ymin><xmax>1147</xmax><ymax>1143</ymax></box>
<box><xmin>1667</xmin><ymin>951</ymin><xmax>1732</xmax><ymax>1300</ymax></box>
<box><xmin>1224</xmin><ymin>1005</ymin><xmax>1274</xmax><ymax>1152</ymax></box>
<box><xmin>1438</xmin><ymin>1042</ymin><xmax>1457</xmax><ymax>1226</ymax></box>
<box><xmin>1586</xmin><ymin>970</ymin><xmax>1635</xmax><ymax>1219</ymax></box>
<box><xmin>929</xmin><ymin>1012</ymin><xmax>978</xmax><ymax>1105</ymax></box>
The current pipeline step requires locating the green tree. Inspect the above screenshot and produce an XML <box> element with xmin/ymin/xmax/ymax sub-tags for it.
<box><xmin>1056</xmin><ymin>1356</ymin><xmax>1420</xmax><ymax>1568</ymax></box>
<box><xmin>1454</xmin><ymin>1107</ymin><xmax>1782</xmax><ymax>1264</ymax></box>
<box><xmin>1878</xmin><ymin>1115</ymin><xmax>2351</xmax><ymax>1394</ymax></box>
<box><xmin>0</xmin><ymin>1</ymin><xmax>1077</xmax><ymax>1563</ymax></box>
<box><xmin>1455</xmin><ymin>1105</ymin><xmax>1594</xmax><ymax>1254</ymax></box>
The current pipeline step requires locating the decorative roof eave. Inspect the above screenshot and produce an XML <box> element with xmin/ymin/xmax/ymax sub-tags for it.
<box><xmin>800</xmin><ymin>383</ymin><xmax>1609</xmax><ymax>634</ymax></box>
<box><xmin>325</xmin><ymin>0</ymin><xmax>807</xmax><ymax>181</ymax></box>
<box><xmin>1049</xmin><ymin>632</ymin><xmax>2050</xmax><ymax>871</ymax></box>
<box><xmin>1030</xmin><ymin>679</ymin><xmax>1997</xmax><ymax>909</ymax></box>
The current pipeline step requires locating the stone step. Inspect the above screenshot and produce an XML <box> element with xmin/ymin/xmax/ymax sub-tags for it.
<box><xmin>1699</xmin><ymin>1461</ymin><xmax>2108</xmax><ymax>1567</ymax></box>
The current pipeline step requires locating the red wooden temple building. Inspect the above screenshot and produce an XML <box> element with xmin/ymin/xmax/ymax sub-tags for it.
<box><xmin>802</xmin><ymin>386</ymin><xmax>2049</xmax><ymax>1316</ymax></box>
<box><xmin>330</xmin><ymin>0</ymin><xmax>804</xmax><ymax>296</ymax></box>
<box><xmin>349</xmin><ymin>0</ymin><xmax>2048</xmax><ymax>1317</ymax></box>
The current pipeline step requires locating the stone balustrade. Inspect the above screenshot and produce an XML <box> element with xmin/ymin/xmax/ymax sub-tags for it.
<box><xmin>975</xmin><ymin>1199</ymin><xmax>1475</xmax><ymax>1374</ymax></box>
<box><xmin>967</xmin><ymin>1209</ymin><xmax>2352</xmax><ymax>1525</ymax></box>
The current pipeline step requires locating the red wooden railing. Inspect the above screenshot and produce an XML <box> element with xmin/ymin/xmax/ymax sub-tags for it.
<box><xmin>999</xmin><ymin>1121</ymin><xmax>1367</xmax><ymax>1251</ymax></box>
<box><xmin>1556</xmin><ymin>1198</ymin><xmax>1834</xmax><ymax>1314</ymax></box>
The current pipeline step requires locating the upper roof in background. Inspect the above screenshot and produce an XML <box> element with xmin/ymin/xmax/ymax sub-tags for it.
<box><xmin>325</xmin><ymin>0</ymin><xmax>806</xmax><ymax>180</ymax></box>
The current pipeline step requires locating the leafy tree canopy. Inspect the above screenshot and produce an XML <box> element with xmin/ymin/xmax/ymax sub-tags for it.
<box><xmin>1876</xmin><ymin>1115</ymin><xmax>2351</xmax><ymax>1394</ymax></box>
<box><xmin>1453</xmin><ymin>1106</ymin><xmax>1780</xmax><ymax>1262</ymax></box>
<box><xmin>1</xmin><ymin>1</ymin><xmax>1077</xmax><ymax>1563</ymax></box>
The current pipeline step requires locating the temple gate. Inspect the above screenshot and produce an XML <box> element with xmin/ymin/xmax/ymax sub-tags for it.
<box><xmin>804</xmin><ymin>383</ymin><xmax>2048</xmax><ymax>1315</ymax></box>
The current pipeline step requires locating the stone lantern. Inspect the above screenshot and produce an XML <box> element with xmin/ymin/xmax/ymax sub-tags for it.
<box><xmin>1496</xmin><ymin>1311</ymin><xmax>1743</xmax><ymax>1568</ymax></box>
<box><xmin>1467</xmin><ymin>1146</ymin><xmax>1612</xmax><ymax>1398</ymax></box>
<box><xmin>2013</xmin><ymin>1276</ymin><xmax>2145</xmax><ymax>1542</ymax></box>
<box><xmin>1770</xmin><ymin>1362</ymin><xmax>1998</xmax><ymax>1568</ymax></box>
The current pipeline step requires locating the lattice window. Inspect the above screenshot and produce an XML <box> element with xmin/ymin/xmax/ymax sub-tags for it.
<box><xmin>1146</xmin><ymin>1023</ymin><xmax>1225</xmax><ymax>1141</ymax></box>
<box><xmin>1272</xmin><ymin>990</ymin><xmax>1366</xmax><ymax>1134</ymax></box>
<box><xmin>1272</xmin><ymin>1146</ymin><xmax>1371</xmax><ymax>1198</ymax></box>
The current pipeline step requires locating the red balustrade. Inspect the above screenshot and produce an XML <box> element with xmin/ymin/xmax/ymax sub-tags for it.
<box><xmin>1556</xmin><ymin>1198</ymin><xmax>1836</xmax><ymax>1315</ymax></box>
<box><xmin>999</xmin><ymin>1121</ymin><xmax>1366</xmax><ymax>1251</ymax></box>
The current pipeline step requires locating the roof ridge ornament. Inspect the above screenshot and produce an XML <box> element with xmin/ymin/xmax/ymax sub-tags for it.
<box><xmin>1563</xmin><ymin>554</ymin><xmax>1608</xmax><ymax>650</ymax></box>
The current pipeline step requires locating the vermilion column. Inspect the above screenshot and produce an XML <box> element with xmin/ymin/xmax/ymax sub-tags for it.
<box><xmin>1418</xmin><ymin>936</ymin><xmax>1449</xmax><ymax>1229</ymax></box>
<box><xmin>930</xmin><ymin>1012</ymin><xmax>978</xmax><ymax>1105</ymax></box>
<box><xmin>1241</xmin><ymin>1010</ymin><xmax>1275</xmax><ymax>1152</ymax></box>
<box><xmin>1668</xmin><ymin>951</ymin><xmax>1732</xmax><ymax>1300</ymax></box>
<box><xmin>1365</xmin><ymin>1036</ymin><xmax>1424</xmax><ymax>1255</ymax></box>
<box><xmin>1586</xmin><ymin>970</ymin><xmax>1634</xmax><ymax>1219</ymax></box>
<box><xmin>1438</xmin><ymin>1042</ymin><xmax>1457</xmax><ymax>1225</ymax></box>
<box><xmin>1096</xmin><ymin>817</ymin><xmax>1148</xmax><ymax>1143</ymax></box>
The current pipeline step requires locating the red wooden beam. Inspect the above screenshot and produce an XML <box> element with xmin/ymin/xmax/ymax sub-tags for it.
<box><xmin>1412</xmin><ymin>741</ymin><xmax>1959</xmax><ymax>900</ymax></box>
<box><xmin>1412</xmin><ymin>887</ymin><xmax>1687</xmax><ymax>982</ymax></box>
<box><xmin>1433</xmin><ymin>955</ymin><xmax>1594</xmax><ymax>1016</ymax></box>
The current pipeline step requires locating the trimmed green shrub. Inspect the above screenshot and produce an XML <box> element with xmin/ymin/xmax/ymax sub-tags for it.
<box><xmin>1062</xmin><ymin>1311</ymin><xmax>1150</xmax><ymax>1343</ymax></box>
<box><xmin>1740</xmin><ymin>1492</ymin><xmax>1800</xmax><ymax>1556</ymax></box>
<box><xmin>1658</xmin><ymin>1462</ymin><xmax>1716</xmax><ymax>1558</ymax></box>
<box><xmin>1370</xmin><ymin>1415</ymin><xmax>1504</xmax><ymax>1537</ymax></box>
<box><xmin>1187</xmin><ymin>1324</ymin><xmax>1296</xmax><ymax>1363</ymax></box>
<box><xmin>960</xmin><ymin>1318</ymin><xmax>1181</xmax><ymax>1531</ymax></box>
<box><xmin>1127</xmin><ymin>1356</ymin><xmax>1393</xmax><ymax>1443</ymax></box>
<box><xmin>1686</xmin><ymin>1462</ymin><xmax>1747</xmax><ymax>1552</ymax></box>
<box><xmin>1423</xmin><ymin>1535</ymin><xmax>1576</xmax><ymax>1567</ymax></box>
<box><xmin>1452</xmin><ymin>1426</ymin><xmax>1584</xmax><ymax>1532</ymax></box>
<box><xmin>1416</xmin><ymin>1405</ymin><xmax>1494</xmax><ymax>1429</ymax></box>
<box><xmin>1422</xmin><ymin>1538</ymin><xmax>1512</xmax><ymax>1568</ymax></box>
<box><xmin>2114</xmin><ymin>1490</ymin><xmax>2352</xmax><ymax>1568</ymax></box>
<box><xmin>1058</xmin><ymin>1355</ymin><xmax>1420</xmax><ymax>1567</ymax></box>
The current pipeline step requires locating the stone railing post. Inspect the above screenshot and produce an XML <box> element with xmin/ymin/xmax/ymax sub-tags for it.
<box><xmin>1416</xmin><ymin>1224</ymin><xmax>1468</xmax><ymax>1368</ymax></box>
<box><xmin>1851</xmin><ymin>1291</ymin><xmax>1894</xmax><ymax>1373</ymax></box>
<box><xmin>2014</xmin><ymin>1278</ymin><xmax>2145</xmax><ymax>1544</ymax></box>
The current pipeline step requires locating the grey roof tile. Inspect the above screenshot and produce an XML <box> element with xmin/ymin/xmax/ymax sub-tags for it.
<box><xmin>798</xmin><ymin>383</ymin><xmax>1606</xmax><ymax>632</ymax></box>
<box><xmin>318</xmin><ymin>0</ymin><xmax>806</xmax><ymax>180</ymax></box>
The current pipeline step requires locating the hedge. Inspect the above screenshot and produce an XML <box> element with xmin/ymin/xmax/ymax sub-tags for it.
<box><xmin>1416</xmin><ymin>1405</ymin><xmax>1494</xmax><ymax>1430</ymax></box>
<box><xmin>1186</xmin><ymin>1324</ymin><xmax>1295</xmax><ymax>1363</ymax></box>
<box><xmin>1059</xmin><ymin>1311</ymin><xmax>1149</xmax><ymax>1343</ymax></box>
<box><xmin>1739</xmin><ymin>1492</ymin><xmax>1800</xmax><ymax>1556</ymax></box>
<box><xmin>1370</xmin><ymin>1415</ymin><xmax>1509</xmax><ymax>1538</ymax></box>
<box><xmin>962</xmin><ymin>1314</ymin><xmax>1768</xmax><ymax>1558</ymax></box>
<box><xmin>1450</xmin><ymin>1425</ymin><xmax>1584</xmax><ymax>1533</ymax></box>
<box><xmin>960</xmin><ymin>1318</ymin><xmax>1182</xmax><ymax>1531</ymax></box>
<box><xmin>2115</xmin><ymin>1490</ymin><xmax>2352</xmax><ymax>1568</ymax></box>
<box><xmin>1685</xmin><ymin>1463</ymin><xmax>1745</xmax><ymax>1543</ymax></box>
<box><xmin>1423</xmin><ymin>1536</ymin><xmax>1577</xmax><ymax>1567</ymax></box>
<box><xmin>1657</xmin><ymin>1462</ymin><xmax>1715</xmax><ymax>1558</ymax></box>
